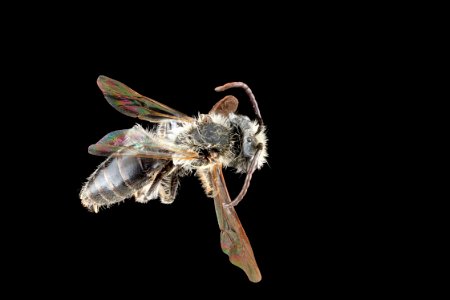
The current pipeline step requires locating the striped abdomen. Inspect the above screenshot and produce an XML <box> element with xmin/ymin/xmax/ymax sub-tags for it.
<box><xmin>80</xmin><ymin>156</ymin><xmax>166</xmax><ymax>212</ymax></box>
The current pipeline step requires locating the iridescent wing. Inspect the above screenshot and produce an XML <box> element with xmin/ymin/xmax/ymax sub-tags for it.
<box><xmin>209</xmin><ymin>163</ymin><xmax>262</xmax><ymax>283</ymax></box>
<box><xmin>87</xmin><ymin>126</ymin><xmax>198</xmax><ymax>161</ymax></box>
<box><xmin>209</xmin><ymin>95</ymin><xmax>239</xmax><ymax>116</ymax></box>
<box><xmin>97</xmin><ymin>75</ymin><xmax>195</xmax><ymax>123</ymax></box>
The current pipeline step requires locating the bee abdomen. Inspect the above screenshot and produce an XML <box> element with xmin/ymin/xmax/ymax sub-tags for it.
<box><xmin>80</xmin><ymin>156</ymin><xmax>163</xmax><ymax>212</ymax></box>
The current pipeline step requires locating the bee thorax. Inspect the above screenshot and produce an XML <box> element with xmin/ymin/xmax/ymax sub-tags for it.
<box><xmin>177</xmin><ymin>119</ymin><xmax>234</xmax><ymax>166</ymax></box>
<box><xmin>193</xmin><ymin>122</ymin><xmax>230</xmax><ymax>147</ymax></box>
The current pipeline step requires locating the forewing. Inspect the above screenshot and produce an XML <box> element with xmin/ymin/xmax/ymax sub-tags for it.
<box><xmin>209</xmin><ymin>95</ymin><xmax>239</xmax><ymax>116</ymax></box>
<box><xmin>87</xmin><ymin>127</ymin><xmax>198</xmax><ymax>161</ymax></box>
<box><xmin>97</xmin><ymin>75</ymin><xmax>194</xmax><ymax>123</ymax></box>
<box><xmin>209</xmin><ymin>163</ymin><xmax>262</xmax><ymax>283</ymax></box>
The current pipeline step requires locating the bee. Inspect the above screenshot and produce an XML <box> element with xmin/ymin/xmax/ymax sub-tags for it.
<box><xmin>80</xmin><ymin>76</ymin><xmax>267</xmax><ymax>282</ymax></box>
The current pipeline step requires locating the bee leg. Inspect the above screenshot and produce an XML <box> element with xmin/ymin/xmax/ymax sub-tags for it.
<box><xmin>196</xmin><ymin>168</ymin><xmax>214</xmax><ymax>198</ymax></box>
<box><xmin>135</xmin><ymin>162</ymin><xmax>175</xmax><ymax>203</ymax></box>
<box><xmin>159</xmin><ymin>169</ymin><xmax>180</xmax><ymax>204</ymax></box>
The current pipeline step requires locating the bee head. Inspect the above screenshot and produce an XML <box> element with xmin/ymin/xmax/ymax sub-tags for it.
<box><xmin>213</xmin><ymin>81</ymin><xmax>267</xmax><ymax>207</ymax></box>
<box><xmin>229</xmin><ymin>115</ymin><xmax>267</xmax><ymax>173</ymax></box>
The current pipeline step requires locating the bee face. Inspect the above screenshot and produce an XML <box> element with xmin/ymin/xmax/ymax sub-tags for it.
<box><xmin>242</xmin><ymin>135</ymin><xmax>258</xmax><ymax>158</ymax></box>
<box><xmin>227</xmin><ymin>114</ymin><xmax>267</xmax><ymax>173</ymax></box>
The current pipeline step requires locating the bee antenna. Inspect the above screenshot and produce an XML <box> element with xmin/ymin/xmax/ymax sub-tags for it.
<box><xmin>225</xmin><ymin>143</ymin><xmax>263</xmax><ymax>207</ymax></box>
<box><xmin>215</xmin><ymin>82</ymin><xmax>263</xmax><ymax>129</ymax></box>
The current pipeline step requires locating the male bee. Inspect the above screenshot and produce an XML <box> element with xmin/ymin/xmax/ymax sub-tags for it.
<box><xmin>80</xmin><ymin>76</ymin><xmax>267</xmax><ymax>282</ymax></box>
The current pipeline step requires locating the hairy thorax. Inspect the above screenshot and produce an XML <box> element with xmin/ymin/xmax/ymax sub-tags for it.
<box><xmin>176</xmin><ymin>114</ymin><xmax>236</xmax><ymax>167</ymax></box>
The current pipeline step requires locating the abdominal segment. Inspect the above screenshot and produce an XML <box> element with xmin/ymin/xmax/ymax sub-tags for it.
<box><xmin>80</xmin><ymin>156</ymin><xmax>167</xmax><ymax>212</ymax></box>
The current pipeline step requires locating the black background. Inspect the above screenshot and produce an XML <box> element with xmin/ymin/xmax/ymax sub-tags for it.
<box><xmin>7</xmin><ymin>7</ymin><xmax>394</xmax><ymax>297</ymax></box>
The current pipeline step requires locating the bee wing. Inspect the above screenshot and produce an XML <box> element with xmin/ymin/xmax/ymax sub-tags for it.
<box><xmin>87</xmin><ymin>127</ymin><xmax>198</xmax><ymax>160</ymax></box>
<box><xmin>97</xmin><ymin>75</ymin><xmax>195</xmax><ymax>123</ymax></box>
<box><xmin>209</xmin><ymin>95</ymin><xmax>239</xmax><ymax>116</ymax></box>
<box><xmin>209</xmin><ymin>163</ymin><xmax>262</xmax><ymax>283</ymax></box>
